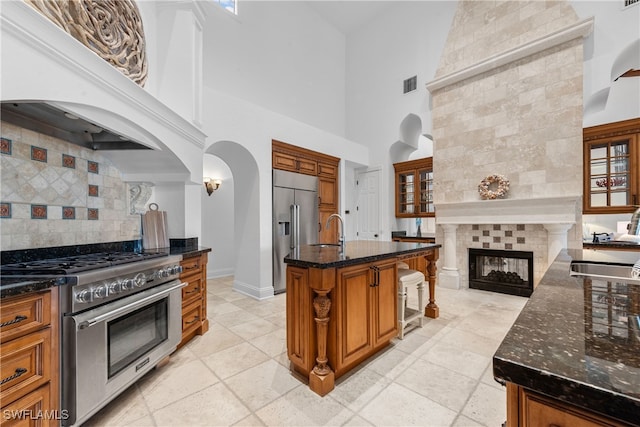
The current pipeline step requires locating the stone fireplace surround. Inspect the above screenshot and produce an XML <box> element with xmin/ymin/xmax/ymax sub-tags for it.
<box><xmin>426</xmin><ymin>3</ymin><xmax>593</xmax><ymax>291</ymax></box>
<box><xmin>435</xmin><ymin>196</ymin><xmax>579</xmax><ymax>290</ymax></box>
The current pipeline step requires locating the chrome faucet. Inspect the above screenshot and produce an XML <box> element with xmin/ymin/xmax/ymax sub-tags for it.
<box><xmin>630</xmin><ymin>207</ymin><xmax>640</xmax><ymax>235</ymax></box>
<box><xmin>325</xmin><ymin>213</ymin><xmax>345</xmax><ymax>251</ymax></box>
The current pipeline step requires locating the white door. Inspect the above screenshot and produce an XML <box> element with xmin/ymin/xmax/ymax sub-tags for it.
<box><xmin>356</xmin><ymin>168</ymin><xmax>381</xmax><ymax>240</ymax></box>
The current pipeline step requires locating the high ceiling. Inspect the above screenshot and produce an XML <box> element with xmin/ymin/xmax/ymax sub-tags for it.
<box><xmin>304</xmin><ymin>1</ymin><xmax>395</xmax><ymax>35</ymax></box>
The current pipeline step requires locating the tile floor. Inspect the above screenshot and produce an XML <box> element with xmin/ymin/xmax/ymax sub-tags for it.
<box><xmin>85</xmin><ymin>276</ymin><xmax>528</xmax><ymax>427</ymax></box>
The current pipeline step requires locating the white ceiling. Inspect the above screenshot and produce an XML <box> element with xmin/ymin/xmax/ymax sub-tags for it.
<box><xmin>304</xmin><ymin>1</ymin><xmax>395</xmax><ymax>35</ymax></box>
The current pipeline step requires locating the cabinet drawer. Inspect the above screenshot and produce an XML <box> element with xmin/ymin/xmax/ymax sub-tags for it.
<box><xmin>0</xmin><ymin>328</ymin><xmax>50</xmax><ymax>406</ymax></box>
<box><xmin>1</xmin><ymin>291</ymin><xmax>51</xmax><ymax>343</ymax></box>
<box><xmin>182</xmin><ymin>300</ymin><xmax>202</xmax><ymax>336</ymax></box>
<box><xmin>272</xmin><ymin>151</ymin><xmax>298</xmax><ymax>172</ymax></box>
<box><xmin>180</xmin><ymin>256</ymin><xmax>202</xmax><ymax>276</ymax></box>
<box><xmin>0</xmin><ymin>383</ymin><xmax>52</xmax><ymax>427</ymax></box>
<box><xmin>181</xmin><ymin>275</ymin><xmax>203</xmax><ymax>306</ymax></box>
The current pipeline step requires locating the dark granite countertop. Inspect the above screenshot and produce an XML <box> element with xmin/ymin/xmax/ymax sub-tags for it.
<box><xmin>169</xmin><ymin>246</ymin><xmax>211</xmax><ymax>259</ymax></box>
<box><xmin>493</xmin><ymin>248</ymin><xmax>640</xmax><ymax>425</ymax></box>
<box><xmin>284</xmin><ymin>240</ymin><xmax>440</xmax><ymax>269</ymax></box>
<box><xmin>583</xmin><ymin>240</ymin><xmax>640</xmax><ymax>250</ymax></box>
<box><xmin>0</xmin><ymin>276</ymin><xmax>66</xmax><ymax>299</ymax></box>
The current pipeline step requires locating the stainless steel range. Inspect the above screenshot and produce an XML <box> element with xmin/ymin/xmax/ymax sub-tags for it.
<box><xmin>1</xmin><ymin>252</ymin><xmax>186</xmax><ymax>426</ymax></box>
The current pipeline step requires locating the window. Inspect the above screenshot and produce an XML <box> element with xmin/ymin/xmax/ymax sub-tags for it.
<box><xmin>393</xmin><ymin>157</ymin><xmax>434</xmax><ymax>217</ymax></box>
<box><xmin>216</xmin><ymin>0</ymin><xmax>237</xmax><ymax>14</ymax></box>
<box><xmin>583</xmin><ymin>118</ymin><xmax>640</xmax><ymax>214</ymax></box>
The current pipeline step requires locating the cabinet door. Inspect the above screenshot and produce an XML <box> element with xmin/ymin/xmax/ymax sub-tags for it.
<box><xmin>335</xmin><ymin>263</ymin><xmax>373</xmax><ymax>373</ymax></box>
<box><xmin>297</xmin><ymin>158</ymin><xmax>318</xmax><ymax>176</ymax></box>
<box><xmin>318</xmin><ymin>177</ymin><xmax>336</xmax><ymax>209</ymax></box>
<box><xmin>286</xmin><ymin>266</ymin><xmax>314</xmax><ymax>375</ymax></box>
<box><xmin>396</xmin><ymin>170</ymin><xmax>416</xmax><ymax>216</ymax></box>
<box><xmin>319</xmin><ymin>210</ymin><xmax>338</xmax><ymax>244</ymax></box>
<box><xmin>317</xmin><ymin>162</ymin><xmax>337</xmax><ymax>177</ymax></box>
<box><xmin>272</xmin><ymin>151</ymin><xmax>298</xmax><ymax>173</ymax></box>
<box><xmin>372</xmin><ymin>260</ymin><xmax>398</xmax><ymax>346</ymax></box>
<box><xmin>417</xmin><ymin>167</ymin><xmax>434</xmax><ymax>215</ymax></box>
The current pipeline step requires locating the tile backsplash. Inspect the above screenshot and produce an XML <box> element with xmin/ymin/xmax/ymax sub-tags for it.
<box><xmin>0</xmin><ymin>121</ymin><xmax>140</xmax><ymax>250</ymax></box>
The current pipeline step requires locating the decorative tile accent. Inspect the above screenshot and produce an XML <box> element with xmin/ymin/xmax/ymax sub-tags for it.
<box><xmin>472</xmin><ymin>224</ymin><xmax>479</xmax><ymax>231</ymax></box>
<box><xmin>493</xmin><ymin>236</ymin><xmax>501</xmax><ymax>243</ymax></box>
<box><xmin>88</xmin><ymin>161</ymin><xmax>99</xmax><ymax>174</ymax></box>
<box><xmin>31</xmin><ymin>146</ymin><xmax>47</xmax><ymax>162</ymax></box>
<box><xmin>0</xmin><ymin>138</ymin><xmax>12</xmax><ymax>155</ymax></box>
<box><xmin>493</xmin><ymin>224</ymin><xmax>501</xmax><ymax>231</ymax></box>
<box><xmin>505</xmin><ymin>243</ymin><xmax>513</xmax><ymax>250</ymax></box>
<box><xmin>88</xmin><ymin>208</ymin><xmax>99</xmax><ymax>220</ymax></box>
<box><xmin>62</xmin><ymin>206</ymin><xmax>76</xmax><ymax>220</ymax></box>
<box><xmin>472</xmin><ymin>236</ymin><xmax>479</xmax><ymax>242</ymax></box>
<box><xmin>517</xmin><ymin>237</ymin><xmax>526</xmax><ymax>244</ymax></box>
<box><xmin>517</xmin><ymin>224</ymin><xmax>525</xmax><ymax>231</ymax></box>
<box><xmin>88</xmin><ymin>185</ymin><xmax>99</xmax><ymax>197</ymax></box>
<box><xmin>62</xmin><ymin>154</ymin><xmax>76</xmax><ymax>169</ymax></box>
<box><xmin>0</xmin><ymin>202</ymin><xmax>11</xmax><ymax>218</ymax></box>
<box><xmin>31</xmin><ymin>204</ymin><xmax>47</xmax><ymax>219</ymax></box>
<box><xmin>482</xmin><ymin>230</ymin><xmax>490</xmax><ymax>236</ymax></box>
<box><xmin>505</xmin><ymin>230</ymin><xmax>513</xmax><ymax>237</ymax></box>
<box><xmin>482</xmin><ymin>242</ymin><xmax>490</xmax><ymax>249</ymax></box>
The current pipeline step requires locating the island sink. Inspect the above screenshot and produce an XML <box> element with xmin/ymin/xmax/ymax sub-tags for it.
<box><xmin>570</xmin><ymin>262</ymin><xmax>639</xmax><ymax>282</ymax></box>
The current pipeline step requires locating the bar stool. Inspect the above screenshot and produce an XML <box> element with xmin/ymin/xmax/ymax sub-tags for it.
<box><xmin>397</xmin><ymin>262</ymin><xmax>425</xmax><ymax>339</ymax></box>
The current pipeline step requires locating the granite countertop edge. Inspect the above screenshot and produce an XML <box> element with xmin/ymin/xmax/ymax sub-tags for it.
<box><xmin>492</xmin><ymin>249</ymin><xmax>640</xmax><ymax>425</ymax></box>
<box><xmin>284</xmin><ymin>241</ymin><xmax>440</xmax><ymax>269</ymax></box>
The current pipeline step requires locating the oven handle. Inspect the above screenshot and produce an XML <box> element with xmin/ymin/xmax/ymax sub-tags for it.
<box><xmin>74</xmin><ymin>280</ymin><xmax>187</xmax><ymax>330</ymax></box>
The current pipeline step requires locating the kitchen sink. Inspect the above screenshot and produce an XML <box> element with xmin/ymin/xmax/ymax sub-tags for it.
<box><xmin>570</xmin><ymin>262</ymin><xmax>638</xmax><ymax>282</ymax></box>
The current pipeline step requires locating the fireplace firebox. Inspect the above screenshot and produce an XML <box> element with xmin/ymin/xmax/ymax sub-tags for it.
<box><xmin>468</xmin><ymin>248</ymin><xmax>533</xmax><ymax>297</ymax></box>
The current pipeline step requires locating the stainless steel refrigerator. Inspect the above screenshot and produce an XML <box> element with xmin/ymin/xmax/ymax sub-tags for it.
<box><xmin>272</xmin><ymin>169</ymin><xmax>318</xmax><ymax>294</ymax></box>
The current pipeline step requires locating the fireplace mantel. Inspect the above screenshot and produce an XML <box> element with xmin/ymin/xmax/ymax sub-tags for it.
<box><xmin>435</xmin><ymin>196</ymin><xmax>580</xmax><ymax>226</ymax></box>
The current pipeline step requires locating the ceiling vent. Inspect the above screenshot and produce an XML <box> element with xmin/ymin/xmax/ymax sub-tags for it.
<box><xmin>625</xmin><ymin>0</ymin><xmax>638</xmax><ymax>7</ymax></box>
<box><xmin>403</xmin><ymin>76</ymin><xmax>417</xmax><ymax>94</ymax></box>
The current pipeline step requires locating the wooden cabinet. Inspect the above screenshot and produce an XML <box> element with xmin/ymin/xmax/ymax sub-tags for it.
<box><xmin>330</xmin><ymin>259</ymin><xmax>398</xmax><ymax>376</ymax></box>
<box><xmin>506</xmin><ymin>383</ymin><xmax>631</xmax><ymax>427</ymax></box>
<box><xmin>177</xmin><ymin>252</ymin><xmax>209</xmax><ymax>348</ymax></box>
<box><xmin>273</xmin><ymin>140</ymin><xmax>340</xmax><ymax>244</ymax></box>
<box><xmin>0</xmin><ymin>289</ymin><xmax>59</xmax><ymax>426</ymax></box>
<box><xmin>392</xmin><ymin>236</ymin><xmax>436</xmax><ymax>243</ymax></box>
<box><xmin>272</xmin><ymin>150</ymin><xmax>317</xmax><ymax>176</ymax></box>
<box><xmin>393</xmin><ymin>157</ymin><xmax>434</xmax><ymax>218</ymax></box>
<box><xmin>583</xmin><ymin>118</ymin><xmax>640</xmax><ymax>214</ymax></box>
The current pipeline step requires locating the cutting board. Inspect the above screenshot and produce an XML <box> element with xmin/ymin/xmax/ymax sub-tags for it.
<box><xmin>142</xmin><ymin>203</ymin><xmax>169</xmax><ymax>249</ymax></box>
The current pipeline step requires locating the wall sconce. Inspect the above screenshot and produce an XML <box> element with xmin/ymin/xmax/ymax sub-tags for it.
<box><xmin>204</xmin><ymin>177</ymin><xmax>222</xmax><ymax>196</ymax></box>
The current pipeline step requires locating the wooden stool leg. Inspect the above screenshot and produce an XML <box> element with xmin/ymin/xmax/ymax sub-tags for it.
<box><xmin>417</xmin><ymin>280</ymin><xmax>425</xmax><ymax>327</ymax></box>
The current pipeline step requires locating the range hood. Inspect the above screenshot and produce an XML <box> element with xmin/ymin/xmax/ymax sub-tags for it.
<box><xmin>1</xmin><ymin>102</ymin><xmax>151</xmax><ymax>151</ymax></box>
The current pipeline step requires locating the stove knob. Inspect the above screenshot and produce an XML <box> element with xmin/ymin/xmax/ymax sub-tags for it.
<box><xmin>93</xmin><ymin>284</ymin><xmax>108</xmax><ymax>299</ymax></box>
<box><xmin>108</xmin><ymin>280</ymin><xmax>122</xmax><ymax>294</ymax></box>
<box><xmin>134</xmin><ymin>273</ymin><xmax>147</xmax><ymax>287</ymax></box>
<box><xmin>159</xmin><ymin>268</ymin><xmax>170</xmax><ymax>278</ymax></box>
<box><xmin>75</xmin><ymin>289</ymin><xmax>93</xmax><ymax>303</ymax></box>
<box><xmin>121</xmin><ymin>278</ymin><xmax>134</xmax><ymax>291</ymax></box>
<box><xmin>171</xmin><ymin>265</ymin><xmax>183</xmax><ymax>275</ymax></box>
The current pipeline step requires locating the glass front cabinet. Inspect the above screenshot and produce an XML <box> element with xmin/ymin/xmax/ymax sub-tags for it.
<box><xmin>393</xmin><ymin>157</ymin><xmax>434</xmax><ymax>218</ymax></box>
<box><xmin>583</xmin><ymin>118</ymin><xmax>640</xmax><ymax>214</ymax></box>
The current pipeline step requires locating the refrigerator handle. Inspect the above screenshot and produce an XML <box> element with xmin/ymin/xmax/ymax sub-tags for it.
<box><xmin>290</xmin><ymin>204</ymin><xmax>300</xmax><ymax>250</ymax></box>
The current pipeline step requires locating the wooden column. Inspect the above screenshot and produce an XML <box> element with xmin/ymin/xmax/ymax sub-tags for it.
<box><xmin>308</xmin><ymin>268</ymin><xmax>335</xmax><ymax>396</ymax></box>
<box><xmin>425</xmin><ymin>248</ymin><xmax>440</xmax><ymax>319</ymax></box>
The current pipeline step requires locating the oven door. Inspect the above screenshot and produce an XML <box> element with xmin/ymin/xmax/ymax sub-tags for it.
<box><xmin>63</xmin><ymin>279</ymin><xmax>185</xmax><ymax>427</ymax></box>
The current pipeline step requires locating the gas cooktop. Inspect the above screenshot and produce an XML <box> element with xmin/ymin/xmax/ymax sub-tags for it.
<box><xmin>0</xmin><ymin>251</ymin><xmax>167</xmax><ymax>275</ymax></box>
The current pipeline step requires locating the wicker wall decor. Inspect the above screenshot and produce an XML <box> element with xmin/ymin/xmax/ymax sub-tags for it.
<box><xmin>25</xmin><ymin>0</ymin><xmax>148</xmax><ymax>86</ymax></box>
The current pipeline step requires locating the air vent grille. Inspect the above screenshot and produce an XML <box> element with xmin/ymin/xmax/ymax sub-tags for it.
<box><xmin>403</xmin><ymin>76</ymin><xmax>417</xmax><ymax>94</ymax></box>
<box><xmin>625</xmin><ymin>0</ymin><xmax>638</xmax><ymax>7</ymax></box>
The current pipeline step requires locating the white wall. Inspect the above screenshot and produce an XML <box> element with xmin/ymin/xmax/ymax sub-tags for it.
<box><xmin>202</xmin><ymin>154</ymin><xmax>235</xmax><ymax>278</ymax></box>
<box><xmin>202</xmin><ymin>1</ymin><xmax>347</xmax><ymax>137</ymax></box>
<box><xmin>345</xmin><ymin>1</ymin><xmax>457</xmax><ymax>239</ymax></box>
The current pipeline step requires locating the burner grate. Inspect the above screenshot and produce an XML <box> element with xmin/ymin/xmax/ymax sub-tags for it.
<box><xmin>0</xmin><ymin>251</ymin><xmax>167</xmax><ymax>275</ymax></box>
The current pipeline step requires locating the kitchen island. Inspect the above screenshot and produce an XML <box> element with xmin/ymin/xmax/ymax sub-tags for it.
<box><xmin>493</xmin><ymin>249</ymin><xmax>640</xmax><ymax>426</ymax></box>
<box><xmin>284</xmin><ymin>240</ymin><xmax>440</xmax><ymax>395</ymax></box>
